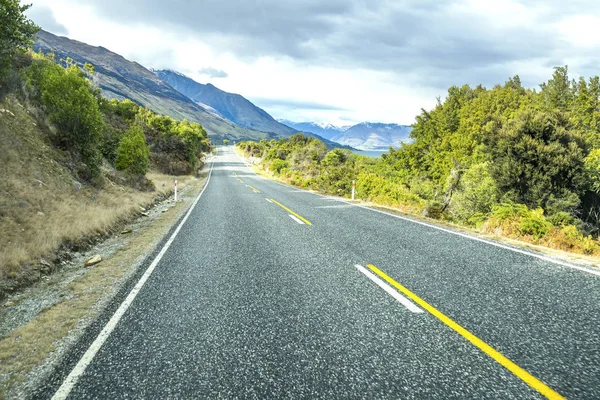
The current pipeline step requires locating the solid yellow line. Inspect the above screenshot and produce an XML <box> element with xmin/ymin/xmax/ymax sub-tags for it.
<box><xmin>247</xmin><ymin>185</ymin><xmax>261</xmax><ymax>193</ymax></box>
<box><xmin>270</xmin><ymin>199</ymin><xmax>312</xmax><ymax>225</ymax></box>
<box><xmin>366</xmin><ymin>264</ymin><xmax>565</xmax><ymax>400</ymax></box>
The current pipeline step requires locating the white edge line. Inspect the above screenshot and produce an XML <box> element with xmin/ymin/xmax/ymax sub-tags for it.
<box><xmin>234</xmin><ymin>149</ymin><xmax>600</xmax><ymax>278</ymax></box>
<box><xmin>355</xmin><ymin>265</ymin><xmax>423</xmax><ymax>313</ymax></box>
<box><xmin>289</xmin><ymin>214</ymin><xmax>305</xmax><ymax>225</ymax></box>
<box><xmin>51</xmin><ymin>155</ymin><xmax>217</xmax><ymax>400</ymax></box>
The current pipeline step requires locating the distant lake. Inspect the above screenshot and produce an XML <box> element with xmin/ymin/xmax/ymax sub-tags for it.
<box><xmin>352</xmin><ymin>149</ymin><xmax>388</xmax><ymax>158</ymax></box>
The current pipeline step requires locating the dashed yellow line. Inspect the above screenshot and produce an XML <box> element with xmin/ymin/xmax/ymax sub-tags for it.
<box><xmin>247</xmin><ymin>185</ymin><xmax>261</xmax><ymax>193</ymax></box>
<box><xmin>366</xmin><ymin>264</ymin><xmax>564</xmax><ymax>400</ymax></box>
<box><xmin>269</xmin><ymin>198</ymin><xmax>312</xmax><ymax>225</ymax></box>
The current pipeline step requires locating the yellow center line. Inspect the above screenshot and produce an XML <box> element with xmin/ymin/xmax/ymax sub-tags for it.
<box><xmin>366</xmin><ymin>264</ymin><xmax>565</xmax><ymax>400</ymax></box>
<box><xmin>269</xmin><ymin>198</ymin><xmax>312</xmax><ymax>226</ymax></box>
<box><xmin>247</xmin><ymin>185</ymin><xmax>261</xmax><ymax>193</ymax></box>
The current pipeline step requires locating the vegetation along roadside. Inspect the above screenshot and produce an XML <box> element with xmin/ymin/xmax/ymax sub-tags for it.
<box><xmin>236</xmin><ymin>68</ymin><xmax>600</xmax><ymax>262</ymax></box>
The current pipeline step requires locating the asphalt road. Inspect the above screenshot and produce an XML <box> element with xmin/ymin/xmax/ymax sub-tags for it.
<box><xmin>39</xmin><ymin>147</ymin><xmax>600</xmax><ymax>399</ymax></box>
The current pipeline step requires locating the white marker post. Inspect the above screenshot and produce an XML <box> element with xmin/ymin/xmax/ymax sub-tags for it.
<box><xmin>352</xmin><ymin>180</ymin><xmax>356</xmax><ymax>201</ymax></box>
<box><xmin>174</xmin><ymin>180</ymin><xmax>178</xmax><ymax>202</ymax></box>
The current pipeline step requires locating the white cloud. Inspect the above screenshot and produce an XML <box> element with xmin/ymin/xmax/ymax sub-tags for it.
<box><xmin>26</xmin><ymin>0</ymin><xmax>600</xmax><ymax>125</ymax></box>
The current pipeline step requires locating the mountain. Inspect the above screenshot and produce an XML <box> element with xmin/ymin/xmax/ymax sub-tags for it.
<box><xmin>154</xmin><ymin>69</ymin><xmax>296</xmax><ymax>137</ymax></box>
<box><xmin>153</xmin><ymin>69</ymin><xmax>351</xmax><ymax>149</ymax></box>
<box><xmin>279</xmin><ymin>120</ymin><xmax>413</xmax><ymax>150</ymax></box>
<box><xmin>33</xmin><ymin>30</ymin><xmax>274</xmax><ymax>142</ymax></box>
<box><xmin>331</xmin><ymin>122</ymin><xmax>412</xmax><ymax>150</ymax></box>
<box><xmin>276</xmin><ymin>120</ymin><xmax>343</xmax><ymax>140</ymax></box>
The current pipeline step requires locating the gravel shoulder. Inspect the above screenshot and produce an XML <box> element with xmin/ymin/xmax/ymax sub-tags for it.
<box><xmin>0</xmin><ymin>165</ymin><xmax>211</xmax><ymax>400</ymax></box>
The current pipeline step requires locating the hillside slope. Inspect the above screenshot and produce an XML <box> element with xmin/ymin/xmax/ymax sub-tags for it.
<box><xmin>155</xmin><ymin>70</ymin><xmax>296</xmax><ymax>136</ymax></box>
<box><xmin>154</xmin><ymin>70</ymin><xmax>351</xmax><ymax>149</ymax></box>
<box><xmin>33</xmin><ymin>30</ymin><xmax>274</xmax><ymax>142</ymax></box>
<box><xmin>0</xmin><ymin>94</ymin><xmax>189</xmax><ymax>293</ymax></box>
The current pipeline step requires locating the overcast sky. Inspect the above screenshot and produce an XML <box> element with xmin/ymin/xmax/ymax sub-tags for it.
<box><xmin>26</xmin><ymin>0</ymin><xmax>600</xmax><ymax>126</ymax></box>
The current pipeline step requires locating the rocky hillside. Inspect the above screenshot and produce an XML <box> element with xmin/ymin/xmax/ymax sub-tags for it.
<box><xmin>155</xmin><ymin>69</ymin><xmax>296</xmax><ymax>136</ymax></box>
<box><xmin>33</xmin><ymin>30</ymin><xmax>274</xmax><ymax>143</ymax></box>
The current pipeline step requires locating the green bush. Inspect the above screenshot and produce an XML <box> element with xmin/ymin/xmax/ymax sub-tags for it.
<box><xmin>269</xmin><ymin>159</ymin><xmax>288</xmax><ymax>174</ymax></box>
<box><xmin>451</xmin><ymin>162</ymin><xmax>499</xmax><ymax>222</ymax></box>
<box><xmin>547</xmin><ymin>211</ymin><xmax>576</xmax><ymax>227</ymax></box>
<box><xmin>115</xmin><ymin>125</ymin><xmax>150</xmax><ymax>175</ymax></box>
<box><xmin>26</xmin><ymin>54</ymin><xmax>104</xmax><ymax>179</ymax></box>
<box><xmin>519</xmin><ymin>216</ymin><xmax>552</xmax><ymax>239</ymax></box>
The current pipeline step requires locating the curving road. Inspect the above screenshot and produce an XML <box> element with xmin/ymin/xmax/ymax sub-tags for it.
<box><xmin>39</xmin><ymin>147</ymin><xmax>600</xmax><ymax>399</ymax></box>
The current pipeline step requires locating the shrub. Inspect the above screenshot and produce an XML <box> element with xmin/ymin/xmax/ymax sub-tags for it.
<box><xmin>269</xmin><ymin>159</ymin><xmax>288</xmax><ymax>174</ymax></box>
<box><xmin>519</xmin><ymin>216</ymin><xmax>551</xmax><ymax>239</ymax></box>
<box><xmin>26</xmin><ymin>55</ymin><xmax>104</xmax><ymax>179</ymax></box>
<box><xmin>547</xmin><ymin>211</ymin><xmax>576</xmax><ymax>227</ymax></box>
<box><xmin>115</xmin><ymin>125</ymin><xmax>150</xmax><ymax>175</ymax></box>
<box><xmin>451</xmin><ymin>162</ymin><xmax>499</xmax><ymax>222</ymax></box>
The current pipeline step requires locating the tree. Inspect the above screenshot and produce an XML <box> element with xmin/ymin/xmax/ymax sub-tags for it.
<box><xmin>26</xmin><ymin>55</ymin><xmax>104</xmax><ymax>179</ymax></box>
<box><xmin>486</xmin><ymin>109</ymin><xmax>587</xmax><ymax>212</ymax></box>
<box><xmin>115</xmin><ymin>125</ymin><xmax>150</xmax><ymax>175</ymax></box>
<box><xmin>0</xmin><ymin>0</ymin><xmax>39</xmax><ymax>79</ymax></box>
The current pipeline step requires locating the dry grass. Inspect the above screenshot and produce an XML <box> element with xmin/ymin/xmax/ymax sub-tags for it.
<box><xmin>0</xmin><ymin>95</ymin><xmax>196</xmax><ymax>283</ymax></box>
<box><xmin>0</xmin><ymin>172</ymin><xmax>207</xmax><ymax>398</ymax></box>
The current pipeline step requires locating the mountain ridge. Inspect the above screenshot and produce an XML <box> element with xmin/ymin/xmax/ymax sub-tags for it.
<box><xmin>33</xmin><ymin>30</ymin><xmax>276</xmax><ymax>142</ymax></box>
<box><xmin>281</xmin><ymin>120</ymin><xmax>413</xmax><ymax>149</ymax></box>
<box><xmin>154</xmin><ymin>69</ymin><xmax>296</xmax><ymax>137</ymax></box>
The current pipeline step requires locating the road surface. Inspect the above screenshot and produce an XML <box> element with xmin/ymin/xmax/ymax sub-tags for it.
<box><xmin>39</xmin><ymin>147</ymin><xmax>600</xmax><ymax>399</ymax></box>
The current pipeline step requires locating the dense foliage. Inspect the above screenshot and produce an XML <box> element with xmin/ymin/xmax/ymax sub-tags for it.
<box><xmin>115</xmin><ymin>125</ymin><xmax>150</xmax><ymax>175</ymax></box>
<box><xmin>26</xmin><ymin>54</ymin><xmax>104</xmax><ymax>179</ymax></box>
<box><xmin>18</xmin><ymin>51</ymin><xmax>210</xmax><ymax>184</ymax></box>
<box><xmin>238</xmin><ymin>68</ymin><xmax>600</xmax><ymax>254</ymax></box>
<box><xmin>0</xmin><ymin>0</ymin><xmax>38</xmax><ymax>80</ymax></box>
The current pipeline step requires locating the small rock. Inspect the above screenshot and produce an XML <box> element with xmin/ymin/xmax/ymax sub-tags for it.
<box><xmin>139</xmin><ymin>206</ymin><xmax>146</xmax><ymax>212</ymax></box>
<box><xmin>0</xmin><ymin>109</ymin><xmax>15</xmax><ymax>117</ymax></box>
<box><xmin>37</xmin><ymin>211</ymin><xmax>45</xmax><ymax>216</ymax></box>
<box><xmin>121</xmin><ymin>228</ymin><xmax>133</xmax><ymax>234</ymax></box>
<box><xmin>3</xmin><ymin>301</ymin><xmax>16</xmax><ymax>307</ymax></box>
<box><xmin>84</xmin><ymin>254</ymin><xmax>102</xmax><ymax>267</ymax></box>
<box><xmin>140</xmin><ymin>212</ymin><xmax>150</xmax><ymax>217</ymax></box>
<box><xmin>162</xmin><ymin>208</ymin><xmax>168</xmax><ymax>213</ymax></box>
<box><xmin>72</xmin><ymin>181</ymin><xmax>82</xmax><ymax>191</ymax></box>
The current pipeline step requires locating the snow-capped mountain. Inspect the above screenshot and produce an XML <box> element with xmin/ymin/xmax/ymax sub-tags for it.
<box><xmin>278</xmin><ymin>120</ymin><xmax>412</xmax><ymax>150</ymax></box>
<box><xmin>277</xmin><ymin>119</ymin><xmax>344</xmax><ymax>140</ymax></box>
<box><xmin>331</xmin><ymin>122</ymin><xmax>412</xmax><ymax>150</ymax></box>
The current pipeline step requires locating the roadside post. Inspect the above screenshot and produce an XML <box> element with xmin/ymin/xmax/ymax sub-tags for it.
<box><xmin>352</xmin><ymin>180</ymin><xmax>356</xmax><ymax>200</ymax></box>
<box><xmin>174</xmin><ymin>180</ymin><xmax>178</xmax><ymax>202</ymax></box>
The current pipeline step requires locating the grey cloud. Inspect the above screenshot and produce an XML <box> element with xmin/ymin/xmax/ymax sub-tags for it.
<box><xmin>83</xmin><ymin>0</ymin><xmax>599</xmax><ymax>90</ymax></box>
<box><xmin>26</xmin><ymin>5</ymin><xmax>68</xmax><ymax>36</ymax></box>
<box><xmin>199</xmin><ymin>67</ymin><xmax>228</xmax><ymax>78</ymax></box>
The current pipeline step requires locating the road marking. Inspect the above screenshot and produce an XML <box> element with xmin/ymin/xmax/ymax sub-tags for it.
<box><xmin>366</xmin><ymin>264</ymin><xmax>565</xmax><ymax>400</ymax></box>
<box><xmin>289</xmin><ymin>215</ymin><xmax>305</xmax><ymax>224</ymax></box>
<box><xmin>355</xmin><ymin>265</ymin><xmax>422</xmax><ymax>313</ymax></box>
<box><xmin>246</xmin><ymin>185</ymin><xmax>261</xmax><ymax>193</ymax></box>
<box><xmin>265</xmin><ymin>198</ymin><xmax>273</xmax><ymax>203</ymax></box>
<box><xmin>315</xmin><ymin>204</ymin><xmax>355</xmax><ymax>209</ymax></box>
<box><xmin>269</xmin><ymin>198</ymin><xmax>312</xmax><ymax>225</ymax></box>
<box><xmin>51</xmin><ymin>157</ymin><xmax>217</xmax><ymax>400</ymax></box>
<box><xmin>236</xmin><ymin>148</ymin><xmax>600</xmax><ymax>278</ymax></box>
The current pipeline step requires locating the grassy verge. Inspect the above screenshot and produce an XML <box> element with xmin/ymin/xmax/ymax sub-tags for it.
<box><xmin>0</xmin><ymin>168</ymin><xmax>209</xmax><ymax>399</ymax></box>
